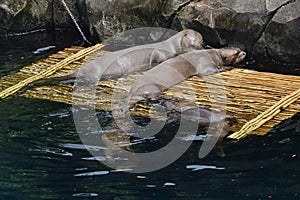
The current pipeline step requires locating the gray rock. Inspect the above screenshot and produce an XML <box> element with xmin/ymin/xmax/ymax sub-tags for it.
<box><xmin>0</xmin><ymin>0</ymin><xmax>76</xmax><ymax>35</ymax></box>
<box><xmin>0</xmin><ymin>0</ymin><xmax>299</xmax><ymax>65</ymax></box>
<box><xmin>84</xmin><ymin>0</ymin><xmax>168</xmax><ymax>41</ymax></box>
<box><xmin>253</xmin><ymin>0</ymin><xmax>300</xmax><ymax>65</ymax></box>
<box><xmin>174</xmin><ymin>0</ymin><xmax>299</xmax><ymax>65</ymax></box>
<box><xmin>0</xmin><ymin>0</ymin><xmax>28</xmax><ymax>33</ymax></box>
<box><xmin>175</xmin><ymin>0</ymin><xmax>266</xmax><ymax>51</ymax></box>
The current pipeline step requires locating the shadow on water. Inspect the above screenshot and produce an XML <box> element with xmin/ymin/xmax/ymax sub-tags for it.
<box><xmin>0</xmin><ymin>31</ymin><xmax>299</xmax><ymax>200</ymax></box>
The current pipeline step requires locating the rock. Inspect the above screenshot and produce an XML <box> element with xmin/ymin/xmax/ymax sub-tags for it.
<box><xmin>84</xmin><ymin>0</ymin><xmax>168</xmax><ymax>42</ymax></box>
<box><xmin>0</xmin><ymin>0</ymin><xmax>299</xmax><ymax>65</ymax></box>
<box><xmin>174</xmin><ymin>0</ymin><xmax>266</xmax><ymax>51</ymax></box>
<box><xmin>0</xmin><ymin>0</ymin><xmax>27</xmax><ymax>33</ymax></box>
<box><xmin>0</xmin><ymin>0</ymin><xmax>77</xmax><ymax>35</ymax></box>
<box><xmin>173</xmin><ymin>0</ymin><xmax>300</xmax><ymax>65</ymax></box>
<box><xmin>253</xmin><ymin>0</ymin><xmax>300</xmax><ymax>65</ymax></box>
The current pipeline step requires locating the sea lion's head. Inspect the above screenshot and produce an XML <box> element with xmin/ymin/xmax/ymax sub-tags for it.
<box><xmin>179</xmin><ymin>29</ymin><xmax>204</xmax><ymax>52</ymax></box>
<box><xmin>219</xmin><ymin>47</ymin><xmax>246</xmax><ymax>65</ymax></box>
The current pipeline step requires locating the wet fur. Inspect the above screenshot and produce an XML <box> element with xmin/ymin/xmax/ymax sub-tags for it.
<box><xmin>125</xmin><ymin>47</ymin><xmax>245</xmax><ymax>157</ymax></box>
<box><xmin>77</xmin><ymin>29</ymin><xmax>204</xmax><ymax>82</ymax></box>
<box><xmin>29</xmin><ymin>29</ymin><xmax>204</xmax><ymax>87</ymax></box>
<box><xmin>129</xmin><ymin>47</ymin><xmax>246</xmax><ymax>102</ymax></box>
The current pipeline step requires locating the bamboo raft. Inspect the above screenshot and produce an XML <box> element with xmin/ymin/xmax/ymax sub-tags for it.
<box><xmin>0</xmin><ymin>44</ymin><xmax>299</xmax><ymax>140</ymax></box>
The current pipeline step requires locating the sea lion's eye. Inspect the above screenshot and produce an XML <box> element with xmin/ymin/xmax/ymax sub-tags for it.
<box><xmin>235</xmin><ymin>51</ymin><xmax>240</xmax><ymax>55</ymax></box>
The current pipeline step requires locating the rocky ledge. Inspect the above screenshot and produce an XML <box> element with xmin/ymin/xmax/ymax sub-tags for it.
<box><xmin>0</xmin><ymin>0</ymin><xmax>299</xmax><ymax>65</ymax></box>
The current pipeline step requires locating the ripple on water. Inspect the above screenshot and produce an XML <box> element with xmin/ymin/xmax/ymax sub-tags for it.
<box><xmin>48</xmin><ymin>110</ymin><xmax>71</xmax><ymax>118</ymax></box>
<box><xmin>32</xmin><ymin>46</ymin><xmax>56</xmax><ymax>55</ymax></box>
<box><xmin>59</xmin><ymin>143</ymin><xmax>107</xmax><ymax>151</ymax></box>
<box><xmin>72</xmin><ymin>193</ymin><xmax>99</xmax><ymax>197</ymax></box>
<box><xmin>38</xmin><ymin>147</ymin><xmax>73</xmax><ymax>157</ymax></box>
<box><xmin>186</xmin><ymin>165</ymin><xmax>225</xmax><ymax>171</ymax></box>
<box><xmin>74</xmin><ymin>171</ymin><xmax>110</xmax><ymax>177</ymax></box>
<box><xmin>177</xmin><ymin>134</ymin><xmax>206</xmax><ymax>141</ymax></box>
<box><xmin>81</xmin><ymin>156</ymin><xmax>106</xmax><ymax>161</ymax></box>
<box><xmin>163</xmin><ymin>182</ymin><xmax>176</xmax><ymax>187</ymax></box>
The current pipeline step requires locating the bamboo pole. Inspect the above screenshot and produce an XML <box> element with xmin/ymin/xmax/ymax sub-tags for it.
<box><xmin>0</xmin><ymin>44</ymin><xmax>104</xmax><ymax>99</ymax></box>
<box><xmin>1</xmin><ymin>43</ymin><xmax>299</xmax><ymax>139</ymax></box>
<box><xmin>228</xmin><ymin>88</ymin><xmax>300</xmax><ymax>140</ymax></box>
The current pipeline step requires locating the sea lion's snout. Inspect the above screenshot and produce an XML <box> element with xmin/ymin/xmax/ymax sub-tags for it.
<box><xmin>220</xmin><ymin>47</ymin><xmax>247</xmax><ymax>65</ymax></box>
<box><xmin>240</xmin><ymin>51</ymin><xmax>246</xmax><ymax>56</ymax></box>
<box><xmin>238</xmin><ymin>51</ymin><xmax>246</xmax><ymax>58</ymax></box>
<box><xmin>234</xmin><ymin>50</ymin><xmax>246</xmax><ymax>64</ymax></box>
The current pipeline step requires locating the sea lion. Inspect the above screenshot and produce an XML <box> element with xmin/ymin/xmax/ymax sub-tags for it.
<box><xmin>122</xmin><ymin>47</ymin><xmax>245</xmax><ymax>158</ymax></box>
<box><xmin>128</xmin><ymin>47</ymin><xmax>246</xmax><ymax>103</ymax></box>
<box><xmin>180</xmin><ymin>106</ymin><xmax>237</xmax><ymax>157</ymax></box>
<box><xmin>74</xmin><ymin>29</ymin><xmax>203</xmax><ymax>82</ymax></box>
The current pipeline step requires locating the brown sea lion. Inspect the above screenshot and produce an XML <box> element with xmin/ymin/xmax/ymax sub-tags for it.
<box><xmin>129</xmin><ymin>47</ymin><xmax>246</xmax><ymax>102</ymax></box>
<box><xmin>180</xmin><ymin>106</ymin><xmax>237</xmax><ymax>157</ymax></box>
<box><xmin>29</xmin><ymin>29</ymin><xmax>204</xmax><ymax>88</ymax></box>
<box><xmin>73</xmin><ymin>29</ymin><xmax>204</xmax><ymax>83</ymax></box>
<box><xmin>123</xmin><ymin>47</ymin><xmax>245</xmax><ymax>157</ymax></box>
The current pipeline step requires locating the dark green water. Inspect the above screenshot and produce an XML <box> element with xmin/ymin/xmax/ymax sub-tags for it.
<box><xmin>0</xmin><ymin>32</ymin><xmax>299</xmax><ymax>200</ymax></box>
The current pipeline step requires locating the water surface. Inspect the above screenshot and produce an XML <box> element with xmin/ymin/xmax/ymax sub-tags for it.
<box><xmin>0</xmin><ymin>32</ymin><xmax>299</xmax><ymax>200</ymax></box>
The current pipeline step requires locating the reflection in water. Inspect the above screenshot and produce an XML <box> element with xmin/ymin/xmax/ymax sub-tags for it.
<box><xmin>0</xmin><ymin>97</ymin><xmax>299</xmax><ymax>199</ymax></box>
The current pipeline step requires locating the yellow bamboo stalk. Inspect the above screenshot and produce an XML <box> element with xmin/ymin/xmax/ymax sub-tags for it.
<box><xmin>0</xmin><ymin>44</ymin><xmax>104</xmax><ymax>99</ymax></box>
<box><xmin>4</xmin><ymin>44</ymin><xmax>297</xmax><ymax>139</ymax></box>
<box><xmin>228</xmin><ymin>88</ymin><xmax>300</xmax><ymax>140</ymax></box>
